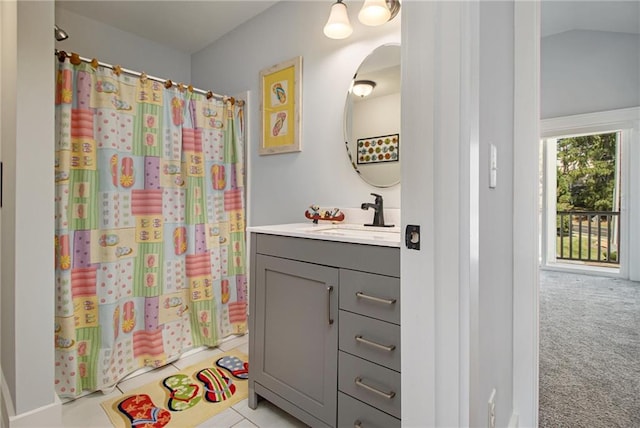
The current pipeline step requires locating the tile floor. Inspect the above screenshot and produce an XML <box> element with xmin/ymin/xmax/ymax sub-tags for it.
<box><xmin>61</xmin><ymin>335</ymin><xmax>308</xmax><ymax>427</ymax></box>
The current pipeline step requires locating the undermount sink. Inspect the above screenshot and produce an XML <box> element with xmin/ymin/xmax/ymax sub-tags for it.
<box><xmin>298</xmin><ymin>224</ymin><xmax>400</xmax><ymax>242</ymax></box>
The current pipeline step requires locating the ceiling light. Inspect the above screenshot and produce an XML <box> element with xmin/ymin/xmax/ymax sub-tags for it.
<box><xmin>352</xmin><ymin>80</ymin><xmax>376</xmax><ymax>97</ymax></box>
<box><xmin>54</xmin><ymin>25</ymin><xmax>69</xmax><ymax>41</ymax></box>
<box><xmin>323</xmin><ymin>0</ymin><xmax>353</xmax><ymax>40</ymax></box>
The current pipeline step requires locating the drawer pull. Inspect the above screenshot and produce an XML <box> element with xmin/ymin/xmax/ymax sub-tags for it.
<box><xmin>354</xmin><ymin>421</ymin><xmax>362</xmax><ymax>428</ymax></box>
<box><xmin>356</xmin><ymin>291</ymin><xmax>396</xmax><ymax>305</ymax></box>
<box><xmin>327</xmin><ymin>286</ymin><xmax>334</xmax><ymax>325</ymax></box>
<box><xmin>354</xmin><ymin>377</ymin><xmax>396</xmax><ymax>399</ymax></box>
<box><xmin>355</xmin><ymin>335</ymin><xmax>396</xmax><ymax>352</ymax></box>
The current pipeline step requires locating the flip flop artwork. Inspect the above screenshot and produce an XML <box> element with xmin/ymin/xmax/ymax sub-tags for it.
<box><xmin>111</xmin><ymin>353</ymin><xmax>249</xmax><ymax>427</ymax></box>
<box><xmin>196</xmin><ymin>367</ymin><xmax>236</xmax><ymax>403</ymax></box>
<box><xmin>162</xmin><ymin>374</ymin><xmax>202</xmax><ymax>411</ymax></box>
<box><xmin>117</xmin><ymin>394</ymin><xmax>171</xmax><ymax>428</ymax></box>
<box><xmin>215</xmin><ymin>355</ymin><xmax>249</xmax><ymax>380</ymax></box>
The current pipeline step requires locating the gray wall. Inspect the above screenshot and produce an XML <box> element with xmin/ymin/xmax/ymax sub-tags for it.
<box><xmin>541</xmin><ymin>30</ymin><xmax>640</xmax><ymax>119</ymax></box>
<box><xmin>55</xmin><ymin>8</ymin><xmax>191</xmax><ymax>84</ymax></box>
<box><xmin>191</xmin><ymin>1</ymin><xmax>401</xmax><ymax>227</ymax></box>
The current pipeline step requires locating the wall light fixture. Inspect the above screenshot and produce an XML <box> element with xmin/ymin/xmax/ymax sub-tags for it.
<box><xmin>324</xmin><ymin>0</ymin><xmax>400</xmax><ymax>39</ymax></box>
<box><xmin>323</xmin><ymin>0</ymin><xmax>354</xmax><ymax>40</ymax></box>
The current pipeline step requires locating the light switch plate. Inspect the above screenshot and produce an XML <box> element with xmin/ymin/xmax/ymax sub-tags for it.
<box><xmin>489</xmin><ymin>144</ymin><xmax>497</xmax><ymax>189</ymax></box>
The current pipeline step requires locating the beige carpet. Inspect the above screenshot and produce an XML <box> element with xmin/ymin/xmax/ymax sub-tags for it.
<box><xmin>101</xmin><ymin>350</ymin><xmax>248</xmax><ymax>428</ymax></box>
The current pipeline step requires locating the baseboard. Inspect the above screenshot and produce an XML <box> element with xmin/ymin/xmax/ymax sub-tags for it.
<box><xmin>1</xmin><ymin>372</ymin><xmax>62</xmax><ymax>428</ymax></box>
<box><xmin>508</xmin><ymin>411</ymin><xmax>519</xmax><ymax>428</ymax></box>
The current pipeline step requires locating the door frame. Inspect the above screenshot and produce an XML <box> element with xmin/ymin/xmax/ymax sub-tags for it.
<box><xmin>512</xmin><ymin>1</ymin><xmax>540</xmax><ymax>426</ymax></box>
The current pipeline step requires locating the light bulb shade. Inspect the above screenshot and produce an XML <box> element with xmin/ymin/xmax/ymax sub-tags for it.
<box><xmin>358</xmin><ymin>0</ymin><xmax>391</xmax><ymax>26</ymax></box>
<box><xmin>323</xmin><ymin>1</ymin><xmax>353</xmax><ymax>39</ymax></box>
<box><xmin>352</xmin><ymin>80</ymin><xmax>376</xmax><ymax>97</ymax></box>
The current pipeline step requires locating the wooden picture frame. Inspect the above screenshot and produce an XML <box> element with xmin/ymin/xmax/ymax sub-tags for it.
<box><xmin>259</xmin><ymin>56</ymin><xmax>302</xmax><ymax>155</ymax></box>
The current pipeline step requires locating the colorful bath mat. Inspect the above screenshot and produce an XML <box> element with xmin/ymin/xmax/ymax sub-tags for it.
<box><xmin>101</xmin><ymin>350</ymin><xmax>248</xmax><ymax>428</ymax></box>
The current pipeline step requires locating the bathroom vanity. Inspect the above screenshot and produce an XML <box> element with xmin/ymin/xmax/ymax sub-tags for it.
<box><xmin>248</xmin><ymin>223</ymin><xmax>401</xmax><ymax>428</ymax></box>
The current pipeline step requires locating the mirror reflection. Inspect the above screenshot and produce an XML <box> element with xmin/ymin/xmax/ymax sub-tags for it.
<box><xmin>344</xmin><ymin>44</ymin><xmax>401</xmax><ymax>188</ymax></box>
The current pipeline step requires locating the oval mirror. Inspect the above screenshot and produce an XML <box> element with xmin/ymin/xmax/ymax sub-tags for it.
<box><xmin>344</xmin><ymin>44</ymin><xmax>401</xmax><ymax>187</ymax></box>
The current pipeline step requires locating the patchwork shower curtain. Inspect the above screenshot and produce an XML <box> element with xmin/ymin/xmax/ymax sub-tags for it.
<box><xmin>54</xmin><ymin>57</ymin><xmax>247</xmax><ymax>398</ymax></box>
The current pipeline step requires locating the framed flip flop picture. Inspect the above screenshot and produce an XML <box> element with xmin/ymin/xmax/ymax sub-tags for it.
<box><xmin>259</xmin><ymin>56</ymin><xmax>302</xmax><ymax>155</ymax></box>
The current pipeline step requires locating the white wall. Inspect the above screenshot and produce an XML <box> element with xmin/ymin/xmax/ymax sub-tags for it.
<box><xmin>541</xmin><ymin>30</ymin><xmax>640</xmax><ymax>119</ymax></box>
<box><xmin>55</xmin><ymin>8</ymin><xmax>191</xmax><ymax>84</ymax></box>
<box><xmin>1</xmin><ymin>0</ymin><xmax>59</xmax><ymax>423</ymax></box>
<box><xmin>401</xmin><ymin>2</ymin><xmax>516</xmax><ymax>426</ymax></box>
<box><xmin>476</xmin><ymin>1</ymin><xmax>514</xmax><ymax>425</ymax></box>
<box><xmin>191</xmin><ymin>1</ymin><xmax>401</xmax><ymax>226</ymax></box>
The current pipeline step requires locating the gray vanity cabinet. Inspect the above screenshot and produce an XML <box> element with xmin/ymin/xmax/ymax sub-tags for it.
<box><xmin>252</xmin><ymin>254</ymin><xmax>338</xmax><ymax>427</ymax></box>
<box><xmin>338</xmin><ymin>269</ymin><xmax>401</xmax><ymax>427</ymax></box>
<box><xmin>249</xmin><ymin>232</ymin><xmax>400</xmax><ymax>428</ymax></box>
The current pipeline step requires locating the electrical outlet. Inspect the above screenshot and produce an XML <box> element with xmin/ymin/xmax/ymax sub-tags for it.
<box><xmin>488</xmin><ymin>388</ymin><xmax>496</xmax><ymax>428</ymax></box>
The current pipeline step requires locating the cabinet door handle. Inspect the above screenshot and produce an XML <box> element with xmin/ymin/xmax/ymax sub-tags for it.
<box><xmin>355</xmin><ymin>335</ymin><xmax>396</xmax><ymax>352</ymax></box>
<box><xmin>356</xmin><ymin>291</ymin><xmax>396</xmax><ymax>305</ymax></box>
<box><xmin>354</xmin><ymin>377</ymin><xmax>396</xmax><ymax>399</ymax></box>
<box><xmin>327</xmin><ymin>285</ymin><xmax>334</xmax><ymax>325</ymax></box>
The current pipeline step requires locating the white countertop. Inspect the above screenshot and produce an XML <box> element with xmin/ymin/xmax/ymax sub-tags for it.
<box><xmin>247</xmin><ymin>222</ymin><xmax>401</xmax><ymax>248</ymax></box>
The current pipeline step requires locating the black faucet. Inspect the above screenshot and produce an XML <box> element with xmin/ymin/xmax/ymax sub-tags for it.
<box><xmin>361</xmin><ymin>193</ymin><xmax>394</xmax><ymax>227</ymax></box>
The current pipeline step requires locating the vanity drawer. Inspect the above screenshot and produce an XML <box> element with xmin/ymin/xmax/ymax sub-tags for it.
<box><xmin>338</xmin><ymin>352</ymin><xmax>401</xmax><ymax>419</ymax></box>
<box><xmin>339</xmin><ymin>270</ymin><xmax>400</xmax><ymax>325</ymax></box>
<box><xmin>339</xmin><ymin>310</ymin><xmax>400</xmax><ymax>371</ymax></box>
<box><xmin>338</xmin><ymin>392</ymin><xmax>400</xmax><ymax>428</ymax></box>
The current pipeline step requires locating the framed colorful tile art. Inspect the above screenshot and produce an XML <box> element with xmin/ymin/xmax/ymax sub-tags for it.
<box><xmin>356</xmin><ymin>133</ymin><xmax>399</xmax><ymax>164</ymax></box>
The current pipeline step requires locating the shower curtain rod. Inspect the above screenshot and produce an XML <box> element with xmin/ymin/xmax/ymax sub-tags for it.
<box><xmin>54</xmin><ymin>49</ymin><xmax>236</xmax><ymax>103</ymax></box>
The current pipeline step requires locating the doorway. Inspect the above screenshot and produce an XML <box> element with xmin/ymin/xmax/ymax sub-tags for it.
<box><xmin>541</xmin><ymin>129</ymin><xmax>626</xmax><ymax>275</ymax></box>
<box><xmin>537</xmin><ymin>109</ymin><xmax>639</xmax><ymax>425</ymax></box>
<box><xmin>513</xmin><ymin>2</ymin><xmax>640</xmax><ymax>426</ymax></box>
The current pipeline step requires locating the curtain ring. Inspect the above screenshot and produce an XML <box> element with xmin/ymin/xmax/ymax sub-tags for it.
<box><xmin>69</xmin><ymin>53</ymin><xmax>82</xmax><ymax>66</ymax></box>
<box><xmin>90</xmin><ymin>58</ymin><xmax>99</xmax><ymax>69</ymax></box>
<box><xmin>206</xmin><ymin>91</ymin><xmax>213</xmax><ymax>100</ymax></box>
<box><xmin>177</xmin><ymin>83</ymin><xmax>185</xmax><ymax>93</ymax></box>
<box><xmin>140</xmin><ymin>72</ymin><xmax>148</xmax><ymax>83</ymax></box>
<box><xmin>57</xmin><ymin>50</ymin><xmax>67</xmax><ymax>63</ymax></box>
<box><xmin>188</xmin><ymin>85</ymin><xmax>194</xmax><ymax>93</ymax></box>
<box><xmin>164</xmin><ymin>79</ymin><xmax>173</xmax><ymax>89</ymax></box>
<box><xmin>113</xmin><ymin>65</ymin><xmax>122</xmax><ymax>76</ymax></box>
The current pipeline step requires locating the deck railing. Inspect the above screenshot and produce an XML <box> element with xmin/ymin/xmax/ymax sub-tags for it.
<box><xmin>556</xmin><ymin>211</ymin><xmax>620</xmax><ymax>265</ymax></box>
